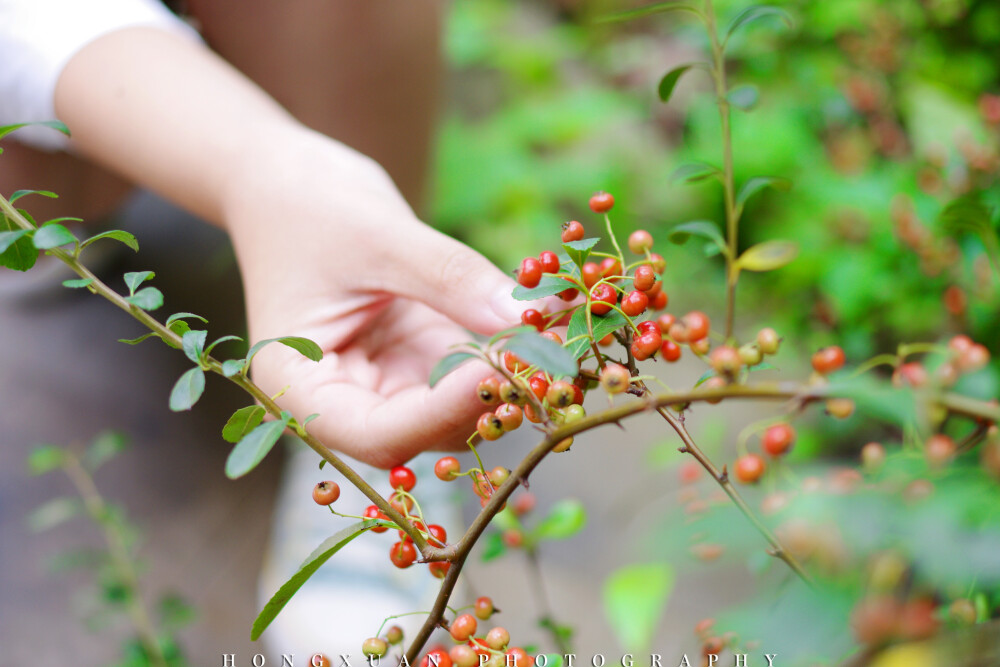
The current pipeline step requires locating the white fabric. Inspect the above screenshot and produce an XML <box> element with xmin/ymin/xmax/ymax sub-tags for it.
<box><xmin>0</xmin><ymin>0</ymin><xmax>201</xmax><ymax>150</ymax></box>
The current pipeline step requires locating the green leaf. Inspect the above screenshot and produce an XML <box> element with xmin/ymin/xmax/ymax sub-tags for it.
<box><xmin>225</xmin><ymin>416</ymin><xmax>289</xmax><ymax>479</ymax></box>
<box><xmin>169</xmin><ymin>367</ymin><xmax>205</xmax><ymax>412</ymax></box>
<box><xmin>302</xmin><ymin>414</ymin><xmax>320</xmax><ymax>426</ymax></box>
<box><xmin>205</xmin><ymin>335</ymin><xmax>243</xmax><ymax>356</ymax></box>
<box><xmin>603</xmin><ymin>563</ymin><xmax>675</xmax><ymax>653</ymax></box>
<box><xmin>80</xmin><ymin>230</ymin><xmax>139</xmax><ymax>252</ymax></box>
<box><xmin>221</xmin><ymin>359</ymin><xmax>245</xmax><ymax>377</ymax></box>
<box><xmin>0</xmin><ymin>120</ymin><xmax>70</xmax><ymax>142</ymax></box>
<box><xmin>0</xmin><ymin>229</ymin><xmax>28</xmax><ymax>253</ymax></box>
<box><xmin>165</xmin><ymin>312</ymin><xmax>207</xmax><ymax>326</ymax></box>
<box><xmin>562</xmin><ymin>237</ymin><xmax>601</xmax><ymax>269</ymax></box>
<box><xmin>658</xmin><ymin>65</ymin><xmax>694</xmax><ymax>104</ymax></box>
<box><xmin>512</xmin><ymin>274</ymin><xmax>574</xmax><ymax>301</ymax></box>
<box><xmin>10</xmin><ymin>189</ymin><xmax>57</xmax><ymax>204</ymax></box>
<box><xmin>83</xmin><ymin>431</ymin><xmax>127</xmax><ymax>472</ymax></box>
<box><xmin>123</xmin><ymin>271</ymin><xmax>154</xmax><ymax>295</ymax></box>
<box><xmin>725</xmin><ymin>5</ymin><xmax>793</xmax><ymax>42</ymax></box>
<box><xmin>252</xmin><ymin>521</ymin><xmax>375</xmax><ymax>640</ymax></box>
<box><xmin>222</xmin><ymin>406</ymin><xmax>267</xmax><ymax>444</ymax></box>
<box><xmin>429</xmin><ymin>351</ymin><xmax>477</xmax><ymax>387</ymax></box>
<box><xmin>62</xmin><ymin>278</ymin><xmax>93</xmax><ymax>288</ymax></box>
<box><xmin>564</xmin><ymin>307</ymin><xmax>642</xmax><ymax>360</ymax></box>
<box><xmin>532</xmin><ymin>499</ymin><xmax>587</xmax><ymax>540</ymax></box>
<box><xmin>487</xmin><ymin>325</ymin><xmax>536</xmax><ymax>348</ymax></box>
<box><xmin>118</xmin><ymin>332</ymin><xmax>158</xmax><ymax>345</ymax></box>
<box><xmin>181</xmin><ymin>330</ymin><xmax>207</xmax><ymax>365</ymax></box>
<box><xmin>158</xmin><ymin>594</ymin><xmax>196</xmax><ymax>631</ymax></box>
<box><xmin>0</xmin><ymin>218</ymin><xmax>37</xmax><ymax>272</ymax></box>
<box><xmin>669</xmin><ymin>162</ymin><xmax>722</xmax><ymax>184</ymax></box>
<box><xmin>481</xmin><ymin>532</ymin><xmax>507</xmax><ymax>562</ymax></box>
<box><xmin>125</xmin><ymin>287</ymin><xmax>164</xmax><ymax>311</ymax></box>
<box><xmin>246</xmin><ymin>336</ymin><xmax>323</xmax><ymax>366</ymax></box>
<box><xmin>27</xmin><ymin>445</ymin><xmax>65</xmax><ymax>475</ymax></box>
<box><xmin>595</xmin><ymin>1</ymin><xmax>703</xmax><ymax>24</ymax></box>
<box><xmin>736</xmin><ymin>240</ymin><xmax>798</xmax><ymax>272</ymax></box>
<box><xmin>736</xmin><ymin>176</ymin><xmax>792</xmax><ymax>210</ymax></box>
<box><xmin>31</xmin><ymin>223</ymin><xmax>76</xmax><ymax>250</ymax></box>
<box><xmin>727</xmin><ymin>84</ymin><xmax>759</xmax><ymax>110</ymax></box>
<box><xmin>504</xmin><ymin>332</ymin><xmax>578</xmax><ymax>378</ymax></box>
<box><xmin>667</xmin><ymin>220</ymin><xmax>726</xmax><ymax>254</ymax></box>
<box><xmin>26</xmin><ymin>497</ymin><xmax>82</xmax><ymax>532</ymax></box>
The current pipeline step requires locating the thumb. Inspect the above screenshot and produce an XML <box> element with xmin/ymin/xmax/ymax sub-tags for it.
<box><xmin>390</xmin><ymin>225</ymin><xmax>529</xmax><ymax>334</ymax></box>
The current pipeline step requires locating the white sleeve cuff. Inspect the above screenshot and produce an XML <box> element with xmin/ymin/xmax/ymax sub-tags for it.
<box><xmin>0</xmin><ymin>0</ymin><xmax>202</xmax><ymax>151</ymax></box>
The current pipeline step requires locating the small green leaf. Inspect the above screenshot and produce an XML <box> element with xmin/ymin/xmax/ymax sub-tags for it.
<box><xmin>512</xmin><ymin>275</ymin><xmax>575</xmax><ymax>301</ymax></box>
<box><xmin>658</xmin><ymin>65</ymin><xmax>693</xmax><ymax>104</ymax></box>
<box><xmin>118</xmin><ymin>332</ymin><xmax>158</xmax><ymax>345</ymax></box>
<box><xmin>125</xmin><ymin>287</ymin><xmax>163</xmax><ymax>311</ymax></box>
<box><xmin>0</xmin><ymin>120</ymin><xmax>70</xmax><ymax>142</ymax></box>
<box><xmin>302</xmin><ymin>414</ymin><xmax>320</xmax><ymax>427</ymax></box>
<box><xmin>0</xmin><ymin>229</ymin><xmax>28</xmax><ymax>253</ymax></box>
<box><xmin>669</xmin><ymin>162</ymin><xmax>722</xmax><ymax>184</ymax></box>
<box><xmin>123</xmin><ymin>271</ymin><xmax>154</xmax><ymax>295</ymax></box>
<box><xmin>0</xmin><ymin>218</ymin><xmax>37</xmax><ymax>272</ymax></box>
<box><xmin>80</xmin><ymin>230</ymin><xmax>139</xmax><ymax>252</ymax></box>
<box><xmin>727</xmin><ymin>84</ymin><xmax>759</xmax><ymax>110</ymax></box>
<box><xmin>166</xmin><ymin>319</ymin><xmax>190</xmax><ymax>342</ymax></box>
<box><xmin>429</xmin><ymin>351</ymin><xmax>477</xmax><ymax>387</ymax></box>
<box><xmin>225</xmin><ymin>416</ymin><xmax>289</xmax><ymax>479</ymax></box>
<box><xmin>10</xmin><ymin>190</ymin><xmax>58</xmax><ymax>204</ymax></box>
<box><xmin>595</xmin><ymin>1</ymin><xmax>703</xmax><ymax>24</ymax></box>
<box><xmin>736</xmin><ymin>240</ymin><xmax>798</xmax><ymax>272</ymax></box>
<box><xmin>487</xmin><ymin>325</ymin><xmax>536</xmax><ymax>348</ymax></box>
<box><xmin>169</xmin><ymin>367</ymin><xmax>205</xmax><ymax>412</ymax></box>
<box><xmin>165</xmin><ymin>312</ymin><xmax>207</xmax><ymax>326</ymax></box>
<box><xmin>246</xmin><ymin>336</ymin><xmax>323</xmax><ymax>366</ymax></box>
<box><xmin>27</xmin><ymin>497</ymin><xmax>82</xmax><ymax>532</ymax></box>
<box><xmin>27</xmin><ymin>445</ymin><xmax>65</xmax><ymax>475</ymax></box>
<box><xmin>221</xmin><ymin>359</ymin><xmax>245</xmax><ymax>377</ymax></box>
<box><xmin>181</xmin><ymin>330</ymin><xmax>207</xmax><ymax>365</ymax></box>
<box><xmin>562</xmin><ymin>237</ymin><xmax>601</xmax><ymax>269</ymax></box>
<box><xmin>604</xmin><ymin>563</ymin><xmax>675</xmax><ymax>653</ymax></box>
<box><xmin>667</xmin><ymin>221</ymin><xmax>726</xmax><ymax>254</ymax></box>
<box><xmin>158</xmin><ymin>594</ymin><xmax>196</xmax><ymax>630</ymax></box>
<box><xmin>736</xmin><ymin>176</ymin><xmax>791</xmax><ymax>210</ymax></box>
<box><xmin>205</xmin><ymin>335</ymin><xmax>243</xmax><ymax>356</ymax></box>
<box><xmin>532</xmin><ymin>499</ymin><xmax>587</xmax><ymax>540</ymax></box>
<box><xmin>725</xmin><ymin>5</ymin><xmax>793</xmax><ymax>42</ymax></box>
<box><xmin>222</xmin><ymin>406</ymin><xmax>266</xmax><ymax>444</ymax></box>
<box><xmin>481</xmin><ymin>532</ymin><xmax>507</xmax><ymax>562</ymax></box>
<box><xmin>62</xmin><ymin>278</ymin><xmax>93</xmax><ymax>288</ymax></box>
<box><xmin>32</xmin><ymin>223</ymin><xmax>77</xmax><ymax>250</ymax></box>
<box><xmin>564</xmin><ymin>307</ymin><xmax>647</xmax><ymax>360</ymax></box>
<box><xmin>83</xmin><ymin>431</ymin><xmax>127</xmax><ymax>472</ymax></box>
<box><xmin>252</xmin><ymin>521</ymin><xmax>375</xmax><ymax>640</ymax></box>
<box><xmin>504</xmin><ymin>332</ymin><xmax>578</xmax><ymax>378</ymax></box>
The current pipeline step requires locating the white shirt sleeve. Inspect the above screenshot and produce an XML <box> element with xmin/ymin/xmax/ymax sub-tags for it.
<box><xmin>0</xmin><ymin>0</ymin><xmax>202</xmax><ymax>150</ymax></box>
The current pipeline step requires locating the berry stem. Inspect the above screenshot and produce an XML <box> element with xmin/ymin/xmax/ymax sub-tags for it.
<box><xmin>603</xmin><ymin>213</ymin><xmax>626</xmax><ymax>270</ymax></box>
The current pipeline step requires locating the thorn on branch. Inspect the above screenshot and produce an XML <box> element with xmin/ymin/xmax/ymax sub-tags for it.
<box><xmin>677</xmin><ymin>446</ymin><xmax>689</xmax><ymax>454</ymax></box>
<box><xmin>718</xmin><ymin>465</ymin><xmax>729</xmax><ymax>483</ymax></box>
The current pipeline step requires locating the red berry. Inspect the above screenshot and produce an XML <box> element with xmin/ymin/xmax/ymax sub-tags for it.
<box><xmin>428</xmin><ymin>562</ymin><xmax>451</xmax><ymax>579</ymax></box>
<box><xmin>502</xmin><ymin>529</ymin><xmax>524</xmax><ymax>547</ymax></box>
<box><xmin>661</xmin><ymin>339</ymin><xmax>682</xmax><ymax>362</ymax></box>
<box><xmin>690</xmin><ymin>338</ymin><xmax>710</xmax><ymax>355</ymax></box>
<box><xmin>507</xmin><ymin>648</ymin><xmax>533</xmax><ymax>667</ymax></box>
<box><xmin>488</xmin><ymin>466</ymin><xmax>510</xmax><ymax>486</ymax></box>
<box><xmin>762</xmin><ymin>422</ymin><xmax>796</xmax><ymax>457</ymax></box>
<box><xmin>474</xmin><ymin>596</ymin><xmax>495</xmax><ymax>620</ymax></box>
<box><xmin>637</xmin><ymin>320</ymin><xmax>659</xmax><ymax>337</ymax></box>
<box><xmin>427</xmin><ymin>524</ymin><xmax>448</xmax><ymax>546</ymax></box>
<box><xmin>621</xmin><ymin>290</ymin><xmax>649</xmax><ymax>317</ymax></box>
<box><xmin>450</xmin><ymin>646</ymin><xmax>478</xmax><ymax>667</ymax></box>
<box><xmin>517</xmin><ymin>258</ymin><xmax>542</xmax><ymax>288</ymax></box>
<box><xmin>312</xmin><ymin>481</ymin><xmax>341</xmax><ymax>506</ymax></box>
<box><xmin>477</xmin><ymin>413</ymin><xmax>504</xmax><ymax>441</ymax></box>
<box><xmin>948</xmin><ymin>334</ymin><xmax>974</xmax><ymax>355</ymax></box>
<box><xmin>495</xmin><ymin>403</ymin><xmax>524</xmax><ymax>431</ymax></box>
<box><xmin>546</xmin><ymin>381</ymin><xmax>576</xmax><ymax>408</ymax></box>
<box><xmin>421</xmin><ymin>649</ymin><xmax>452</xmax><ymax>667</ymax></box>
<box><xmin>644</xmin><ymin>279</ymin><xmax>662</xmax><ymax>299</ymax></box>
<box><xmin>598</xmin><ymin>333</ymin><xmax>615</xmax><ymax>346</ymax></box>
<box><xmin>570</xmin><ymin>382</ymin><xmax>585</xmax><ymax>405</ymax></box>
<box><xmin>435</xmin><ymin>456</ymin><xmax>461</xmax><ymax>482</ymax></box>
<box><xmin>503</xmin><ymin>350</ymin><xmax>528</xmax><ymax>374</ymax></box>
<box><xmin>600</xmin><ymin>257</ymin><xmax>622</xmax><ymax>280</ymax></box>
<box><xmin>589</xmin><ymin>283</ymin><xmax>618</xmax><ymax>316</ymax></box>
<box><xmin>679</xmin><ymin>461</ymin><xmax>702</xmax><ymax>484</ymax></box>
<box><xmin>557</xmin><ymin>287</ymin><xmax>578</xmax><ymax>301</ymax></box>
<box><xmin>498</xmin><ymin>380</ymin><xmax>527</xmax><ymax>406</ymax></box>
<box><xmin>513</xmin><ymin>492</ymin><xmax>536</xmax><ymax>516</ymax></box>
<box><xmin>521</xmin><ymin>309</ymin><xmax>545</xmax><ymax>331</ymax></box>
<box><xmin>633</xmin><ymin>265</ymin><xmax>656</xmax><ymax>292</ymax></box>
<box><xmin>582</xmin><ymin>262</ymin><xmax>602</xmax><ymax>288</ymax></box>
<box><xmin>528</xmin><ymin>372</ymin><xmax>549</xmax><ymax>401</ymax></box>
<box><xmin>812</xmin><ymin>346</ymin><xmax>846</xmax><ymax>374</ymax></box>
<box><xmin>538</xmin><ymin>250</ymin><xmax>560</xmax><ymax>274</ymax></box>
<box><xmin>476</xmin><ymin>377</ymin><xmax>501</xmax><ymax>405</ymax></box>
<box><xmin>389</xmin><ymin>466</ymin><xmax>417</xmax><ymax>492</ymax></box>
<box><xmin>709</xmin><ymin>345</ymin><xmax>741</xmax><ymax>376</ymax></box>
<box><xmin>925</xmin><ymin>433</ymin><xmax>956</xmax><ymax>467</ymax></box>
<box><xmin>892</xmin><ymin>362</ymin><xmax>928</xmax><ymax>388</ymax></box>
<box><xmin>589</xmin><ymin>191</ymin><xmax>615</xmax><ymax>213</ymax></box>
<box><xmin>540</xmin><ymin>330</ymin><xmax>563</xmax><ymax>345</ymax></box>
<box><xmin>390</xmin><ymin>492</ymin><xmax>415</xmax><ymax>515</ymax></box>
<box><xmin>364</xmin><ymin>505</ymin><xmax>389</xmax><ymax>532</ymax></box>
<box><xmin>600</xmin><ymin>363</ymin><xmax>631</xmax><ymax>394</ymax></box>
<box><xmin>386</xmin><ymin>625</ymin><xmax>404</xmax><ymax>645</ymax></box>
<box><xmin>389</xmin><ymin>541</ymin><xmax>417</xmax><ymax>568</ymax></box>
<box><xmin>656</xmin><ymin>313</ymin><xmax>676</xmax><ymax>333</ymax></box>
<box><xmin>523</xmin><ymin>403</ymin><xmax>542</xmax><ymax>423</ymax></box>
<box><xmin>561</xmin><ymin>221</ymin><xmax>585</xmax><ymax>243</ymax></box>
<box><xmin>652</xmin><ymin>291</ymin><xmax>668</xmax><ymax>310</ymax></box>
<box><xmin>631</xmin><ymin>332</ymin><xmax>661</xmax><ymax>361</ymax></box>
<box><xmin>649</xmin><ymin>253</ymin><xmax>666</xmax><ymax>273</ymax></box>
<box><xmin>958</xmin><ymin>344</ymin><xmax>990</xmax><ymax>372</ymax></box>
<box><xmin>397</xmin><ymin>518</ymin><xmax>426</xmax><ymax>543</ymax></box>
<box><xmin>683</xmin><ymin>311</ymin><xmax>711</xmax><ymax>342</ymax></box>
<box><xmin>734</xmin><ymin>454</ymin><xmax>766</xmax><ymax>484</ymax></box>
<box><xmin>628</xmin><ymin>230</ymin><xmax>654</xmax><ymax>254</ymax></box>
<box><xmin>450</xmin><ymin>614</ymin><xmax>478</xmax><ymax>642</ymax></box>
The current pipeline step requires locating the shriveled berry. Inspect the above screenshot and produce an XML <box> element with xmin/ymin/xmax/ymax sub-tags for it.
<box><xmin>389</xmin><ymin>466</ymin><xmax>417</xmax><ymax>492</ymax></box>
<box><xmin>600</xmin><ymin>363</ymin><xmax>631</xmax><ymax>394</ymax></box>
<box><xmin>495</xmin><ymin>403</ymin><xmax>523</xmax><ymax>431</ymax></box>
<box><xmin>538</xmin><ymin>250</ymin><xmax>560</xmax><ymax>274</ymax></box>
<box><xmin>477</xmin><ymin>413</ymin><xmax>504</xmax><ymax>441</ymax></box>
<box><xmin>517</xmin><ymin>257</ymin><xmax>542</xmax><ymax>289</ymax></box>
<box><xmin>546</xmin><ymin>381</ymin><xmax>576</xmax><ymax>408</ymax></box>
<box><xmin>362</xmin><ymin>637</ymin><xmax>388</xmax><ymax>658</ymax></box>
<box><xmin>477</xmin><ymin>377</ymin><xmax>501</xmax><ymax>405</ymax></box>
<box><xmin>582</xmin><ymin>262</ymin><xmax>602</xmax><ymax>288</ymax></box>
<box><xmin>389</xmin><ymin>541</ymin><xmax>417</xmax><ymax>568</ymax></box>
<box><xmin>628</xmin><ymin>230</ymin><xmax>653</xmax><ymax>254</ymax></box>
<box><xmin>756</xmin><ymin>327</ymin><xmax>781</xmax><ymax>355</ymax></box>
<box><xmin>386</xmin><ymin>625</ymin><xmax>404</xmax><ymax>645</ymax></box>
<box><xmin>633</xmin><ymin>264</ymin><xmax>656</xmax><ymax>292</ymax></box>
<box><xmin>589</xmin><ymin>283</ymin><xmax>618</xmax><ymax>316</ymax></box>
<box><xmin>734</xmin><ymin>454</ymin><xmax>766</xmax><ymax>484</ymax></box>
<box><xmin>661</xmin><ymin>339</ymin><xmax>682</xmax><ymax>362</ymax></box>
<box><xmin>621</xmin><ymin>290</ymin><xmax>649</xmax><ymax>317</ymax></box>
<box><xmin>589</xmin><ymin>191</ymin><xmax>615</xmax><ymax>213</ymax></box>
<box><xmin>429</xmin><ymin>561</ymin><xmax>451</xmax><ymax>579</ymax></box>
<box><xmin>631</xmin><ymin>332</ymin><xmax>661</xmax><ymax>361</ymax></box>
<box><xmin>485</xmin><ymin>627</ymin><xmax>510</xmax><ymax>650</ymax></box>
<box><xmin>762</xmin><ymin>422</ymin><xmax>796</xmax><ymax>457</ymax></box>
<box><xmin>561</xmin><ymin>220</ymin><xmax>585</xmax><ymax>243</ymax></box>
<box><xmin>498</xmin><ymin>380</ymin><xmax>528</xmax><ymax>406</ymax></box>
<box><xmin>474</xmin><ymin>596</ymin><xmax>495</xmax><ymax>620</ymax></box>
<box><xmin>521</xmin><ymin>309</ymin><xmax>545</xmax><ymax>331</ymax></box>
<box><xmin>450</xmin><ymin>614</ymin><xmax>478</xmax><ymax>642</ymax></box>
<box><xmin>312</xmin><ymin>481</ymin><xmax>341</xmax><ymax>506</ymax></box>
<box><xmin>435</xmin><ymin>456</ymin><xmax>461</xmax><ymax>482</ymax></box>
<box><xmin>812</xmin><ymin>346</ymin><xmax>846</xmax><ymax>374</ymax></box>
<box><xmin>364</xmin><ymin>505</ymin><xmax>389</xmax><ymax>532</ymax></box>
